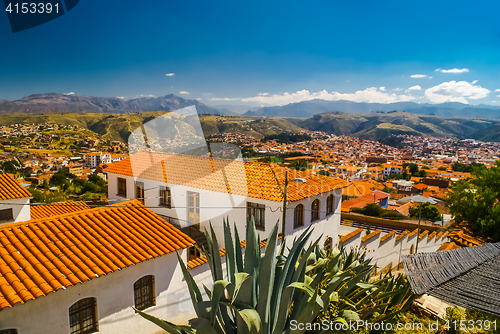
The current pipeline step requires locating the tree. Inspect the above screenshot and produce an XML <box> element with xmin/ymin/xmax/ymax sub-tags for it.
<box><xmin>446</xmin><ymin>160</ymin><xmax>500</xmax><ymax>241</ymax></box>
<box><xmin>408</xmin><ymin>163</ymin><xmax>419</xmax><ymax>176</ymax></box>
<box><xmin>409</xmin><ymin>202</ymin><xmax>441</xmax><ymax>221</ymax></box>
<box><xmin>438</xmin><ymin>166</ymin><xmax>447</xmax><ymax>171</ymax></box>
<box><xmin>1</xmin><ymin>161</ymin><xmax>18</xmax><ymax>173</ymax></box>
<box><xmin>289</xmin><ymin>159</ymin><xmax>308</xmax><ymax>171</ymax></box>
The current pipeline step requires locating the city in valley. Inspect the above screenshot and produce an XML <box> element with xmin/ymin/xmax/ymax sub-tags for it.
<box><xmin>2</xmin><ymin>1</ymin><xmax>500</xmax><ymax>333</ymax></box>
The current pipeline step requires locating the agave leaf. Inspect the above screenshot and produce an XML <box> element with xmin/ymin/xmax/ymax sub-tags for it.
<box><xmin>224</xmin><ymin>219</ymin><xmax>237</xmax><ymax>285</ymax></box>
<box><xmin>211</xmin><ymin>280</ymin><xmax>232</xmax><ymax>325</ymax></box>
<box><xmin>232</xmin><ymin>222</ymin><xmax>244</xmax><ymax>273</ymax></box>
<box><xmin>232</xmin><ymin>272</ymin><xmax>253</xmax><ymax>305</ymax></box>
<box><xmin>176</xmin><ymin>251</ymin><xmax>204</xmax><ymax>317</ymax></box>
<box><xmin>256</xmin><ymin>223</ymin><xmax>279</xmax><ymax>333</ymax></box>
<box><xmin>289</xmin><ymin>288</ymin><xmax>323</xmax><ymax>334</ymax></box>
<box><xmin>210</xmin><ymin>224</ymin><xmax>224</xmax><ymax>281</ymax></box>
<box><xmin>190</xmin><ymin>317</ymin><xmax>220</xmax><ymax>334</ymax></box>
<box><xmin>221</xmin><ymin>301</ymin><xmax>262</xmax><ymax>334</ymax></box>
<box><xmin>134</xmin><ymin>307</ymin><xmax>197</xmax><ymax>334</ymax></box>
<box><xmin>342</xmin><ymin>310</ymin><xmax>360</xmax><ymax>321</ymax></box>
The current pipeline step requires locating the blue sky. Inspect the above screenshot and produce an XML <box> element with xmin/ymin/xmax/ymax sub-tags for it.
<box><xmin>2</xmin><ymin>0</ymin><xmax>500</xmax><ymax>107</ymax></box>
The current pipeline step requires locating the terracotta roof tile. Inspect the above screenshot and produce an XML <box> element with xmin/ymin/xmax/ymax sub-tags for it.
<box><xmin>418</xmin><ymin>230</ymin><xmax>429</xmax><ymax>240</ymax></box>
<box><xmin>408</xmin><ymin>229</ymin><xmax>419</xmax><ymax>238</ymax></box>
<box><xmin>0</xmin><ymin>173</ymin><xmax>31</xmax><ymax>201</ymax></box>
<box><xmin>427</xmin><ymin>231</ymin><xmax>437</xmax><ymax>241</ymax></box>
<box><xmin>30</xmin><ymin>201</ymin><xmax>91</xmax><ymax>220</ymax></box>
<box><xmin>104</xmin><ymin>152</ymin><xmax>349</xmax><ymax>202</ymax></box>
<box><xmin>361</xmin><ymin>230</ymin><xmax>382</xmax><ymax>243</ymax></box>
<box><xmin>339</xmin><ymin>228</ymin><xmax>363</xmax><ymax>244</ymax></box>
<box><xmin>0</xmin><ymin>200</ymin><xmax>193</xmax><ymax>311</ymax></box>
<box><xmin>380</xmin><ymin>230</ymin><xmax>397</xmax><ymax>242</ymax></box>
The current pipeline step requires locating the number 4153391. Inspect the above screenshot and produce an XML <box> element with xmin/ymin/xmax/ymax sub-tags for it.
<box><xmin>6</xmin><ymin>3</ymin><xmax>59</xmax><ymax>14</ymax></box>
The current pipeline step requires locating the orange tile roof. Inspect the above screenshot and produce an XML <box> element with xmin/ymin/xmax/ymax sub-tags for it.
<box><xmin>104</xmin><ymin>152</ymin><xmax>349</xmax><ymax>202</ymax></box>
<box><xmin>395</xmin><ymin>230</ymin><xmax>409</xmax><ymax>242</ymax></box>
<box><xmin>361</xmin><ymin>229</ymin><xmax>382</xmax><ymax>243</ymax></box>
<box><xmin>408</xmin><ymin>229</ymin><xmax>419</xmax><ymax>238</ymax></box>
<box><xmin>341</xmin><ymin>190</ymin><xmax>389</xmax><ymax>212</ymax></box>
<box><xmin>30</xmin><ymin>201</ymin><xmax>91</xmax><ymax>220</ymax></box>
<box><xmin>427</xmin><ymin>231</ymin><xmax>437</xmax><ymax>241</ymax></box>
<box><xmin>418</xmin><ymin>230</ymin><xmax>429</xmax><ymax>239</ymax></box>
<box><xmin>437</xmin><ymin>242</ymin><xmax>461</xmax><ymax>251</ymax></box>
<box><xmin>380</xmin><ymin>230</ymin><xmax>397</xmax><ymax>242</ymax></box>
<box><xmin>0</xmin><ymin>200</ymin><xmax>193</xmax><ymax>311</ymax></box>
<box><xmin>0</xmin><ymin>173</ymin><xmax>32</xmax><ymax>201</ymax></box>
<box><xmin>339</xmin><ymin>228</ymin><xmax>363</xmax><ymax>244</ymax></box>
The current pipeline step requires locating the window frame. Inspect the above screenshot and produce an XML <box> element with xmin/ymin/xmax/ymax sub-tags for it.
<box><xmin>117</xmin><ymin>177</ymin><xmax>127</xmax><ymax>197</ymax></box>
<box><xmin>0</xmin><ymin>208</ymin><xmax>14</xmax><ymax>222</ymax></box>
<box><xmin>246</xmin><ymin>202</ymin><xmax>265</xmax><ymax>231</ymax></box>
<box><xmin>294</xmin><ymin>204</ymin><xmax>304</xmax><ymax>229</ymax></box>
<box><xmin>69</xmin><ymin>297</ymin><xmax>98</xmax><ymax>334</ymax></box>
<box><xmin>159</xmin><ymin>186</ymin><xmax>172</xmax><ymax>208</ymax></box>
<box><xmin>311</xmin><ymin>199</ymin><xmax>320</xmax><ymax>222</ymax></box>
<box><xmin>134</xmin><ymin>275</ymin><xmax>156</xmax><ymax>311</ymax></box>
<box><xmin>135</xmin><ymin>181</ymin><xmax>145</xmax><ymax>204</ymax></box>
<box><xmin>326</xmin><ymin>194</ymin><xmax>334</xmax><ymax>215</ymax></box>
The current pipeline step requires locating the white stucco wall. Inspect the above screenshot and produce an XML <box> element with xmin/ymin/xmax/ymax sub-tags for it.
<box><xmin>0</xmin><ymin>197</ymin><xmax>31</xmax><ymax>224</ymax></box>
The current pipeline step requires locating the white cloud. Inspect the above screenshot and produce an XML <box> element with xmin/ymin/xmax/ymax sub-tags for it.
<box><xmin>238</xmin><ymin>88</ymin><xmax>415</xmax><ymax>105</ymax></box>
<box><xmin>165</xmin><ymin>73</ymin><xmax>175</xmax><ymax>77</ymax></box>
<box><xmin>429</xmin><ymin>76</ymin><xmax>433</xmax><ymax>79</ymax></box>
<box><xmin>495</xmin><ymin>89</ymin><xmax>500</xmax><ymax>92</ymax></box>
<box><xmin>424</xmin><ymin>80</ymin><xmax>490</xmax><ymax>104</ymax></box>
<box><xmin>64</xmin><ymin>92</ymin><xmax>75</xmax><ymax>95</ymax></box>
<box><xmin>139</xmin><ymin>94</ymin><xmax>155</xmax><ymax>98</ymax></box>
<box><xmin>435</xmin><ymin>68</ymin><xmax>469</xmax><ymax>74</ymax></box>
<box><xmin>179</xmin><ymin>91</ymin><xmax>189</xmax><ymax>95</ymax></box>
<box><xmin>411</xmin><ymin>74</ymin><xmax>427</xmax><ymax>78</ymax></box>
<box><xmin>116</xmin><ymin>96</ymin><xmax>125</xmax><ymax>99</ymax></box>
<box><xmin>392</xmin><ymin>88</ymin><xmax>403</xmax><ymax>92</ymax></box>
<box><xmin>379</xmin><ymin>87</ymin><xmax>386</xmax><ymax>91</ymax></box>
<box><xmin>258</xmin><ymin>92</ymin><xmax>269</xmax><ymax>96</ymax></box>
<box><xmin>472</xmin><ymin>80</ymin><xmax>478</xmax><ymax>84</ymax></box>
<box><xmin>209</xmin><ymin>97</ymin><xmax>240</xmax><ymax>101</ymax></box>
<box><xmin>408</xmin><ymin>85</ymin><xmax>422</xmax><ymax>91</ymax></box>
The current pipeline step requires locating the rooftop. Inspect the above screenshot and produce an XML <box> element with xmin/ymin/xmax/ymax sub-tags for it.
<box><xmin>0</xmin><ymin>200</ymin><xmax>194</xmax><ymax>311</ymax></box>
<box><xmin>0</xmin><ymin>173</ymin><xmax>32</xmax><ymax>201</ymax></box>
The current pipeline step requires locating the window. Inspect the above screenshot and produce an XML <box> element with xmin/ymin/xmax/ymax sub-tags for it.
<box><xmin>135</xmin><ymin>181</ymin><xmax>144</xmax><ymax>204</ymax></box>
<box><xmin>294</xmin><ymin>204</ymin><xmax>304</xmax><ymax>229</ymax></box>
<box><xmin>326</xmin><ymin>194</ymin><xmax>334</xmax><ymax>215</ymax></box>
<box><xmin>117</xmin><ymin>178</ymin><xmax>127</xmax><ymax>197</ymax></box>
<box><xmin>69</xmin><ymin>297</ymin><xmax>98</xmax><ymax>334</ymax></box>
<box><xmin>410</xmin><ymin>244</ymin><xmax>415</xmax><ymax>255</ymax></box>
<box><xmin>247</xmin><ymin>202</ymin><xmax>265</xmax><ymax>231</ymax></box>
<box><xmin>311</xmin><ymin>199</ymin><xmax>320</xmax><ymax>222</ymax></box>
<box><xmin>0</xmin><ymin>209</ymin><xmax>13</xmax><ymax>222</ymax></box>
<box><xmin>159</xmin><ymin>186</ymin><xmax>171</xmax><ymax>208</ymax></box>
<box><xmin>0</xmin><ymin>329</ymin><xmax>18</xmax><ymax>334</ymax></box>
<box><xmin>187</xmin><ymin>192</ymin><xmax>200</xmax><ymax>225</ymax></box>
<box><xmin>189</xmin><ymin>246</ymin><xmax>201</xmax><ymax>261</ymax></box>
<box><xmin>134</xmin><ymin>275</ymin><xmax>156</xmax><ymax>311</ymax></box>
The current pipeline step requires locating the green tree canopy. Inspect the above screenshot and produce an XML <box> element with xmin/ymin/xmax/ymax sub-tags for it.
<box><xmin>409</xmin><ymin>202</ymin><xmax>441</xmax><ymax>221</ymax></box>
<box><xmin>446</xmin><ymin>161</ymin><xmax>500</xmax><ymax>241</ymax></box>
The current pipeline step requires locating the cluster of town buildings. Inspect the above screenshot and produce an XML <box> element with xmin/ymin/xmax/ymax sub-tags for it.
<box><xmin>0</xmin><ymin>124</ymin><xmax>496</xmax><ymax>333</ymax></box>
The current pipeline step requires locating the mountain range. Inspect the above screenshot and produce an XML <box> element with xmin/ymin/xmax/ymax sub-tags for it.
<box><xmin>244</xmin><ymin>99</ymin><xmax>500</xmax><ymax>119</ymax></box>
<box><xmin>0</xmin><ymin>93</ymin><xmax>233</xmax><ymax>115</ymax></box>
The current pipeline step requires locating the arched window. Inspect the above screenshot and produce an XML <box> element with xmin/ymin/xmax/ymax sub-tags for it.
<box><xmin>311</xmin><ymin>199</ymin><xmax>320</xmax><ymax>222</ymax></box>
<box><xmin>410</xmin><ymin>244</ymin><xmax>415</xmax><ymax>255</ymax></box>
<box><xmin>69</xmin><ymin>297</ymin><xmax>98</xmax><ymax>334</ymax></box>
<box><xmin>326</xmin><ymin>194</ymin><xmax>334</xmax><ymax>215</ymax></box>
<box><xmin>134</xmin><ymin>275</ymin><xmax>156</xmax><ymax>311</ymax></box>
<box><xmin>294</xmin><ymin>204</ymin><xmax>304</xmax><ymax>229</ymax></box>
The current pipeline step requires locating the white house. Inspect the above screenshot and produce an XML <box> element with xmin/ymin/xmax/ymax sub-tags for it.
<box><xmin>0</xmin><ymin>173</ymin><xmax>31</xmax><ymax>224</ymax></box>
<box><xmin>0</xmin><ymin>200</ymin><xmax>201</xmax><ymax>334</ymax></box>
<box><xmin>104</xmin><ymin>151</ymin><xmax>350</xmax><ymax>254</ymax></box>
<box><xmin>383</xmin><ymin>164</ymin><xmax>403</xmax><ymax>178</ymax></box>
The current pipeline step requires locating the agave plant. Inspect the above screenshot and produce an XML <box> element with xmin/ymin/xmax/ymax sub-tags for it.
<box><xmin>135</xmin><ymin>219</ymin><xmax>414</xmax><ymax>334</ymax></box>
<box><xmin>307</xmin><ymin>246</ymin><xmax>416</xmax><ymax>331</ymax></box>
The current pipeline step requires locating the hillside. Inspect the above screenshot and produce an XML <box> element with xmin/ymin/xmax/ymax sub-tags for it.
<box><xmin>0</xmin><ymin>112</ymin><xmax>303</xmax><ymax>142</ymax></box>
<box><xmin>0</xmin><ymin>93</ymin><xmax>230</xmax><ymax>115</ymax></box>
<box><xmin>299</xmin><ymin>112</ymin><xmax>500</xmax><ymax>140</ymax></box>
<box><xmin>471</xmin><ymin>125</ymin><xmax>500</xmax><ymax>142</ymax></box>
<box><xmin>245</xmin><ymin>99</ymin><xmax>500</xmax><ymax>119</ymax></box>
